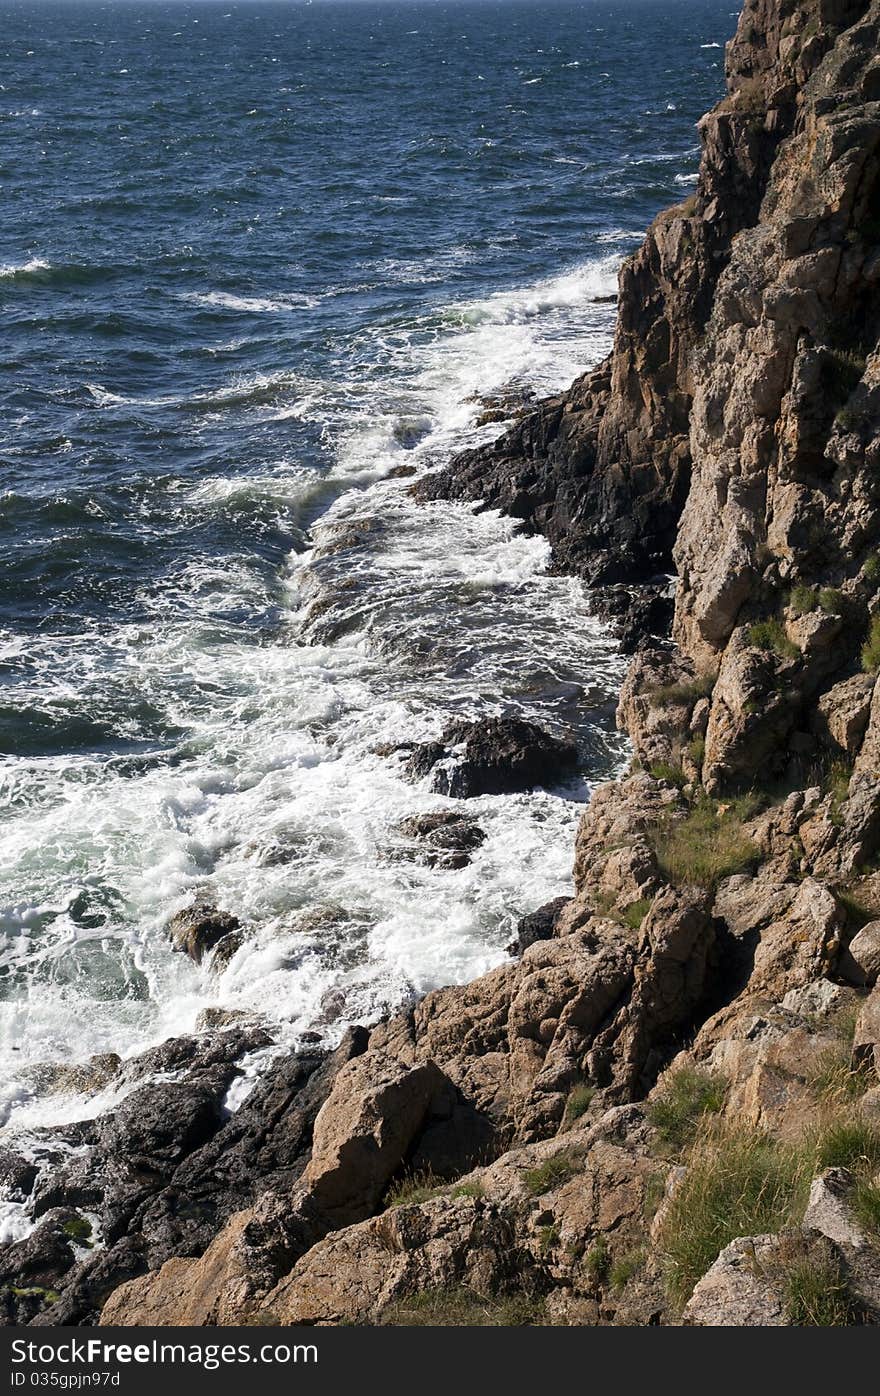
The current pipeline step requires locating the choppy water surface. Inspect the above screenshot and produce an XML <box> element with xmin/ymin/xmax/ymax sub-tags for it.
<box><xmin>0</xmin><ymin>0</ymin><xmax>729</xmax><ymax>1139</ymax></box>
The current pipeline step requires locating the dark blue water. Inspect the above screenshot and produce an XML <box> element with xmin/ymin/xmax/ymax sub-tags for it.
<box><xmin>0</xmin><ymin>0</ymin><xmax>730</xmax><ymax>1137</ymax></box>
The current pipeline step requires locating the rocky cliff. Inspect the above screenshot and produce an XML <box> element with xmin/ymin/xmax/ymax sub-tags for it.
<box><xmin>5</xmin><ymin>0</ymin><xmax>880</xmax><ymax>1328</ymax></box>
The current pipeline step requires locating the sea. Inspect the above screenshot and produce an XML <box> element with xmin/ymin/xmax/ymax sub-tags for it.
<box><xmin>0</xmin><ymin>0</ymin><xmax>730</xmax><ymax>1177</ymax></box>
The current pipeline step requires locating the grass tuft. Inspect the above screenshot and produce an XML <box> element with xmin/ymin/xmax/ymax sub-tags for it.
<box><xmin>647</xmin><ymin>1068</ymin><xmax>727</xmax><ymax>1154</ymax></box>
<box><xmin>379</xmin><ymin>1287</ymin><xmax>544</xmax><ymax>1327</ymax></box>
<box><xmin>385</xmin><ymin>1169</ymin><xmax>445</xmax><ymax>1209</ymax></box>
<box><xmin>783</xmin><ymin>1247</ymin><xmax>859</xmax><ymax>1326</ymax></box>
<box><xmin>523</xmin><ymin>1151</ymin><xmax>578</xmax><ymax>1197</ymax></box>
<box><xmin>653</xmin><ymin>797</ymin><xmax>760</xmax><ymax>888</ymax></box>
<box><xmin>789</xmin><ymin>584</ymin><xmax>818</xmax><ymax>616</ymax></box>
<box><xmin>813</xmin><ymin>1117</ymin><xmax>880</xmax><ymax>1174</ymax></box>
<box><xmin>564</xmin><ymin>1083</ymin><xmax>596</xmax><ymax>1124</ymax></box>
<box><xmin>650</xmin><ymin>674</ymin><xmax>715</xmax><ymax>708</ymax></box>
<box><xmin>584</xmin><ymin>1235</ymin><xmax>610</xmax><ymax>1286</ymax></box>
<box><xmin>649</xmin><ymin>761</ymin><xmax>686</xmax><ymax>788</ymax></box>
<box><xmin>656</xmin><ymin>1125</ymin><xmax>811</xmax><ymax>1307</ymax></box>
<box><xmin>748</xmin><ymin>617</ymin><xmax>799</xmax><ymax>660</ymax></box>
<box><xmin>818</xmin><ymin>587</ymin><xmax>845</xmax><ymax>616</ymax></box>
<box><xmin>609</xmin><ymin>1248</ymin><xmax>646</xmax><ymax>1293</ymax></box>
<box><xmin>852</xmin><ymin>1179</ymin><xmax>880</xmax><ymax>1236</ymax></box>
<box><xmin>862</xmin><ymin>615</ymin><xmax>880</xmax><ymax>673</ymax></box>
<box><xmin>451</xmin><ymin>1180</ymin><xmax>485</xmax><ymax>1200</ymax></box>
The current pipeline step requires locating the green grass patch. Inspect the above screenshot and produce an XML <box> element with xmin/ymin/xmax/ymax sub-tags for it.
<box><xmin>451</xmin><ymin>1179</ymin><xmax>485</xmax><ymax>1200</ymax></box>
<box><xmin>649</xmin><ymin>761</ymin><xmax>686</xmax><ymax>788</ymax></box>
<box><xmin>748</xmin><ymin>617</ymin><xmax>799</xmax><ymax>661</ymax></box>
<box><xmin>622</xmin><ymin>898</ymin><xmax>653</xmax><ymax>930</ymax></box>
<box><xmin>379</xmin><ymin>1287</ymin><xmax>544</xmax><ymax>1327</ymax></box>
<box><xmin>523</xmin><ymin>1151</ymin><xmax>578</xmax><ymax>1196</ymax></box>
<box><xmin>564</xmin><ymin>1082</ymin><xmax>596</xmax><ymax>1124</ymax></box>
<box><xmin>656</xmin><ymin>1126</ymin><xmax>812</xmax><ymax>1308</ymax></box>
<box><xmin>862</xmin><ymin>615</ymin><xmax>880</xmax><ymax>673</ymax></box>
<box><xmin>584</xmin><ymin>1235</ymin><xmax>610</xmax><ymax>1286</ymax></box>
<box><xmin>862</xmin><ymin>555</ymin><xmax>880</xmax><ymax>585</ymax></box>
<box><xmin>783</xmin><ymin>1248</ymin><xmax>860</xmax><ymax>1326</ymax></box>
<box><xmin>813</xmin><ymin>1117</ymin><xmax>880</xmax><ymax>1174</ymax></box>
<box><xmin>647</xmin><ymin>1067</ymin><xmax>727</xmax><ymax>1154</ymax></box>
<box><xmin>653</xmin><ymin>797</ymin><xmax>760</xmax><ymax>888</ymax></box>
<box><xmin>852</xmin><ymin>1179</ymin><xmax>880</xmax><ymax>1236</ymax></box>
<box><xmin>807</xmin><ymin>1043</ymin><xmax>873</xmax><ymax>1103</ymax></box>
<box><xmin>818</xmin><ymin>587</ymin><xmax>845</xmax><ymax>616</ymax></box>
<box><xmin>789</xmin><ymin>584</ymin><xmax>818</xmax><ymax>617</ymax></box>
<box><xmin>537</xmin><ymin>1224</ymin><xmax>560</xmax><ymax>1255</ymax></box>
<box><xmin>687</xmin><ymin>735</ymin><xmax>705</xmax><ymax>769</ymax></box>
<box><xmin>650</xmin><ymin>674</ymin><xmax>715</xmax><ymax>708</ymax></box>
<box><xmin>609</xmin><ymin>1247</ymin><xmax>646</xmax><ymax>1293</ymax></box>
<box><xmin>385</xmin><ymin>1169</ymin><xmax>445</xmax><ymax>1209</ymax></box>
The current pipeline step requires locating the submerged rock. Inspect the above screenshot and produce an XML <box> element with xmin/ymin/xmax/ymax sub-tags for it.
<box><xmin>393</xmin><ymin>811</ymin><xmax>487</xmax><ymax>868</ymax></box>
<box><xmin>405</xmin><ymin>716</ymin><xmax>578</xmax><ymax>797</ymax></box>
<box><xmin>167</xmin><ymin>903</ymin><xmax>241</xmax><ymax>965</ymax></box>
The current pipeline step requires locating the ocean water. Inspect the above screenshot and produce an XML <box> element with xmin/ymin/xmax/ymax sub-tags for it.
<box><xmin>0</xmin><ymin>0</ymin><xmax>730</xmax><ymax>1143</ymax></box>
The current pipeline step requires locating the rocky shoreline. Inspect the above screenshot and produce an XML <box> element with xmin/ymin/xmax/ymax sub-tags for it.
<box><xmin>4</xmin><ymin>0</ymin><xmax>880</xmax><ymax>1327</ymax></box>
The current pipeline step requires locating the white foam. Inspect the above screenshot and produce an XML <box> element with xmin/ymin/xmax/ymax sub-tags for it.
<box><xmin>0</xmin><ymin>249</ymin><xmax>628</xmax><ymax>1135</ymax></box>
<box><xmin>0</xmin><ymin>258</ymin><xmax>49</xmax><ymax>278</ymax></box>
<box><xmin>182</xmin><ymin>291</ymin><xmax>320</xmax><ymax>314</ymax></box>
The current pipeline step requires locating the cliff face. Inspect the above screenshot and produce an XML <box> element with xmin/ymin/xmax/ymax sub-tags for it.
<box><xmin>417</xmin><ymin>0</ymin><xmax>875</xmax><ymax>633</ymax></box>
<box><xmin>6</xmin><ymin>0</ymin><xmax>880</xmax><ymax>1331</ymax></box>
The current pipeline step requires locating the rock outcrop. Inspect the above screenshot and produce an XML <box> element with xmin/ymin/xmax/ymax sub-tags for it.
<box><xmin>5</xmin><ymin>0</ymin><xmax>880</xmax><ymax>1331</ymax></box>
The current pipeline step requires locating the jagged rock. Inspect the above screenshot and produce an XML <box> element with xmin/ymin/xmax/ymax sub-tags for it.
<box><xmin>259</xmin><ymin>1194</ymin><xmax>534</xmax><ymax>1325</ymax></box>
<box><xmin>22</xmin><ymin>1055</ymin><xmax>121</xmax><ymax>1099</ymax></box>
<box><xmin>839</xmin><ymin>921</ymin><xmax>880</xmax><ymax>987</ymax></box>
<box><xmin>854</xmin><ymin>983</ymin><xmax>880</xmax><ymax>1075</ymax></box>
<box><xmin>303</xmin><ymin>1058</ymin><xmax>453</xmax><ymax>1226</ymax></box>
<box><xmin>405</xmin><ymin>717</ymin><xmax>578</xmax><ymax>797</ymax></box>
<box><xmin>814</xmin><ymin>674</ymin><xmax>875</xmax><ymax>758</ymax></box>
<box><xmin>22</xmin><ymin>0</ymin><xmax>880</xmax><ymax>1334</ymax></box>
<box><xmin>166</xmin><ymin>903</ymin><xmax>240</xmax><ymax>965</ymax></box>
<box><xmin>803</xmin><ymin>1169</ymin><xmax>866</xmax><ymax>1249</ymax></box>
<box><xmin>616</xmin><ymin>650</ymin><xmax>710</xmax><ymax>771</ymax></box>
<box><xmin>683</xmin><ymin>1235</ymin><xmax>788</xmax><ymax>1326</ymax></box>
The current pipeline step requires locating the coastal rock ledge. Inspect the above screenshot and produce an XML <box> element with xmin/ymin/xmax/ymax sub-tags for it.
<box><xmin>5</xmin><ymin>0</ymin><xmax>880</xmax><ymax>1328</ymax></box>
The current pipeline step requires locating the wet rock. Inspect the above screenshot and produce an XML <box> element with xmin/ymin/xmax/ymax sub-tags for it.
<box><xmin>405</xmin><ymin>716</ymin><xmax>578</xmax><ymax>798</ymax></box>
<box><xmin>0</xmin><ymin>1209</ymin><xmax>82</xmax><ymax>1325</ymax></box>
<box><xmin>22</xmin><ymin>1031</ymin><xmax>370</xmax><ymax>1326</ymax></box>
<box><xmin>508</xmin><ymin>897</ymin><xmax>570</xmax><ymax>956</ymax></box>
<box><xmin>194</xmin><ymin>1008</ymin><xmax>252</xmax><ymax>1033</ymax></box>
<box><xmin>22</xmin><ymin>1054</ymin><xmax>121</xmax><ymax>1098</ymax></box>
<box><xmin>0</xmin><ymin>1149</ymin><xmax>38</xmax><ymax>1199</ymax></box>
<box><xmin>167</xmin><ymin>903</ymin><xmax>241</xmax><ymax>965</ymax></box>
<box><xmin>394</xmin><ymin>811</ymin><xmax>487</xmax><ymax>869</ymax></box>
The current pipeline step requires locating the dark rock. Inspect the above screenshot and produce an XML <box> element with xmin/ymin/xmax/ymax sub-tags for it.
<box><xmin>394</xmin><ymin>811</ymin><xmax>487</xmax><ymax>869</ymax></box>
<box><xmin>0</xmin><ymin>1209</ymin><xmax>81</xmax><ymax>1325</ymax></box>
<box><xmin>0</xmin><ymin>1149</ymin><xmax>38</xmax><ymax>1199</ymax></box>
<box><xmin>167</xmin><ymin>903</ymin><xmax>241</xmax><ymax>965</ymax></box>
<box><xmin>405</xmin><ymin>716</ymin><xmax>578</xmax><ymax>798</ymax></box>
<box><xmin>508</xmin><ymin>896</ymin><xmax>571</xmax><ymax>956</ymax></box>
<box><xmin>16</xmin><ymin>1029</ymin><xmax>371</xmax><ymax>1326</ymax></box>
